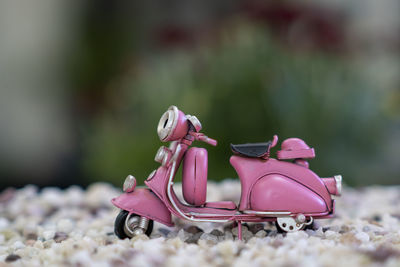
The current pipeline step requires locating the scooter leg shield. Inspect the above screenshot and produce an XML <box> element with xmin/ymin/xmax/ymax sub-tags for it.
<box><xmin>111</xmin><ymin>188</ymin><xmax>173</xmax><ymax>227</ymax></box>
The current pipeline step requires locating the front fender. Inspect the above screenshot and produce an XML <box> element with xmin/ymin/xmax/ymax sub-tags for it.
<box><xmin>111</xmin><ymin>188</ymin><xmax>173</xmax><ymax>227</ymax></box>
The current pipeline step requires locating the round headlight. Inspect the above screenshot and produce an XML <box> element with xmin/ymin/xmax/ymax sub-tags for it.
<box><xmin>157</xmin><ymin>106</ymin><xmax>188</xmax><ymax>142</ymax></box>
<box><xmin>123</xmin><ymin>175</ymin><xmax>136</xmax><ymax>193</ymax></box>
<box><xmin>157</xmin><ymin>107</ymin><xmax>177</xmax><ymax>141</ymax></box>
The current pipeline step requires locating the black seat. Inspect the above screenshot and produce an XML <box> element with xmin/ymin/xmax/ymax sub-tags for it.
<box><xmin>230</xmin><ymin>141</ymin><xmax>271</xmax><ymax>158</ymax></box>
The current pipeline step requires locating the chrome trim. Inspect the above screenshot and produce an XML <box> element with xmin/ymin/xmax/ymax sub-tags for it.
<box><xmin>146</xmin><ymin>170</ymin><xmax>157</xmax><ymax>181</ymax></box>
<box><xmin>124</xmin><ymin>213</ymin><xmax>140</xmax><ymax>237</ymax></box>
<box><xmin>154</xmin><ymin>146</ymin><xmax>167</xmax><ymax>163</ymax></box>
<box><xmin>277</xmin><ymin>216</ymin><xmax>304</xmax><ymax>232</ymax></box>
<box><xmin>169</xmin><ymin>141</ymin><xmax>178</xmax><ymax>151</ymax></box>
<box><xmin>124</xmin><ymin>215</ymin><xmax>149</xmax><ymax>237</ymax></box>
<box><xmin>186</xmin><ymin>114</ymin><xmax>202</xmax><ymax>132</ymax></box>
<box><xmin>162</xmin><ymin>153</ymin><xmax>169</xmax><ymax>166</ymax></box>
<box><xmin>334</xmin><ymin>175</ymin><xmax>342</xmax><ymax>196</ymax></box>
<box><xmin>187</xmin><ymin>212</ymin><xmax>232</xmax><ymax>217</ymax></box>
<box><xmin>123</xmin><ymin>175</ymin><xmax>136</xmax><ymax>192</ymax></box>
<box><xmin>305</xmin><ymin>216</ymin><xmax>313</xmax><ymax>225</ymax></box>
<box><xmin>296</xmin><ymin>213</ymin><xmax>306</xmax><ymax>223</ymax></box>
<box><xmin>242</xmin><ymin>210</ymin><xmax>291</xmax><ymax>216</ymax></box>
<box><xmin>138</xmin><ymin>217</ymin><xmax>149</xmax><ymax>229</ymax></box>
<box><xmin>157</xmin><ymin>106</ymin><xmax>179</xmax><ymax>141</ymax></box>
<box><xmin>171</xmin><ymin>144</ymin><xmax>181</xmax><ymax>162</ymax></box>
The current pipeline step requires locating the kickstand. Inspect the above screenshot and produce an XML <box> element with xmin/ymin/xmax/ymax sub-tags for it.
<box><xmin>237</xmin><ymin>221</ymin><xmax>242</xmax><ymax>241</ymax></box>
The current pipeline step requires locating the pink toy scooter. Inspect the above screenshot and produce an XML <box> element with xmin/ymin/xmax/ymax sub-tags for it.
<box><xmin>112</xmin><ymin>106</ymin><xmax>342</xmax><ymax>240</ymax></box>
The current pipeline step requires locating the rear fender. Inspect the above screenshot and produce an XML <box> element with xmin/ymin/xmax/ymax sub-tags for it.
<box><xmin>111</xmin><ymin>188</ymin><xmax>173</xmax><ymax>227</ymax></box>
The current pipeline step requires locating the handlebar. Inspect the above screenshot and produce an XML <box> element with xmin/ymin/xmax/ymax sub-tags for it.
<box><xmin>199</xmin><ymin>135</ymin><xmax>217</xmax><ymax>146</ymax></box>
<box><xmin>191</xmin><ymin>132</ymin><xmax>218</xmax><ymax>146</ymax></box>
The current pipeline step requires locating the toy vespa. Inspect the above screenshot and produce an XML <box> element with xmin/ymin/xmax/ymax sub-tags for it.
<box><xmin>112</xmin><ymin>106</ymin><xmax>342</xmax><ymax>239</ymax></box>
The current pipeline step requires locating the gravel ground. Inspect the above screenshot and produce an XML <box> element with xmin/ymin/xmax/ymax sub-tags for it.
<box><xmin>1</xmin><ymin>180</ymin><xmax>400</xmax><ymax>267</ymax></box>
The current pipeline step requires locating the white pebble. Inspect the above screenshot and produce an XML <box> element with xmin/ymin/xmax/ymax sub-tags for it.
<box><xmin>200</xmin><ymin>233</ymin><xmax>218</xmax><ymax>244</ymax></box>
<box><xmin>0</xmin><ymin>218</ymin><xmax>9</xmax><ymax>230</ymax></box>
<box><xmin>224</xmin><ymin>231</ymin><xmax>234</xmax><ymax>240</ymax></box>
<box><xmin>355</xmin><ymin>232</ymin><xmax>370</xmax><ymax>243</ymax></box>
<box><xmin>177</xmin><ymin>229</ymin><xmax>190</xmax><ymax>241</ymax></box>
<box><xmin>70</xmin><ymin>250</ymin><xmax>92</xmax><ymax>266</ymax></box>
<box><xmin>43</xmin><ymin>230</ymin><xmax>55</xmax><ymax>240</ymax></box>
<box><xmin>57</xmin><ymin>219</ymin><xmax>74</xmax><ymax>233</ymax></box>
<box><xmin>325</xmin><ymin>230</ymin><xmax>338</xmax><ymax>239</ymax></box>
<box><xmin>12</xmin><ymin>240</ymin><xmax>25</xmax><ymax>250</ymax></box>
<box><xmin>255</xmin><ymin>230</ymin><xmax>266</xmax><ymax>238</ymax></box>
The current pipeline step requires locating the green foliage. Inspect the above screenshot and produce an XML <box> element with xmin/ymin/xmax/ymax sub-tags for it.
<box><xmin>82</xmin><ymin>23</ymin><xmax>388</xmax><ymax>186</ymax></box>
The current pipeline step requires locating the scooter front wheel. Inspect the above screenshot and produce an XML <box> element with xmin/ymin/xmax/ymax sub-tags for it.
<box><xmin>114</xmin><ymin>210</ymin><xmax>154</xmax><ymax>239</ymax></box>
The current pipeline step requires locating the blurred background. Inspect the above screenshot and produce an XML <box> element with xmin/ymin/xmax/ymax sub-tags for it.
<box><xmin>0</xmin><ymin>0</ymin><xmax>399</xmax><ymax>190</ymax></box>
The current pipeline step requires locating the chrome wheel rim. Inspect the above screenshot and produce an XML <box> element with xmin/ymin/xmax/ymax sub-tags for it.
<box><xmin>277</xmin><ymin>217</ymin><xmax>305</xmax><ymax>232</ymax></box>
<box><xmin>124</xmin><ymin>214</ymin><xmax>141</xmax><ymax>237</ymax></box>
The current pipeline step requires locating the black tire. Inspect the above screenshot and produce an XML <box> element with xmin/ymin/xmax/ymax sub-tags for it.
<box><xmin>114</xmin><ymin>210</ymin><xmax>154</xmax><ymax>239</ymax></box>
<box><xmin>304</xmin><ymin>222</ymin><xmax>316</xmax><ymax>231</ymax></box>
<box><xmin>275</xmin><ymin>221</ymin><xmax>286</xmax><ymax>233</ymax></box>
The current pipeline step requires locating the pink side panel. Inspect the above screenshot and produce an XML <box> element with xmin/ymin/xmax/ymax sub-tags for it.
<box><xmin>230</xmin><ymin>156</ymin><xmax>331</xmax><ymax>211</ymax></box>
<box><xmin>250</xmin><ymin>174</ymin><xmax>327</xmax><ymax>213</ymax></box>
<box><xmin>111</xmin><ymin>188</ymin><xmax>173</xmax><ymax>227</ymax></box>
<box><xmin>321</xmin><ymin>177</ymin><xmax>338</xmax><ymax>195</ymax></box>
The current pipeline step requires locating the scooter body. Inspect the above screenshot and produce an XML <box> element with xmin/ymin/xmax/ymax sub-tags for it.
<box><xmin>111</xmin><ymin>106</ymin><xmax>342</xmax><ymax>239</ymax></box>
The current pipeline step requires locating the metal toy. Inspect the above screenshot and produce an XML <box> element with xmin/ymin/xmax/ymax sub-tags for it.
<box><xmin>112</xmin><ymin>106</ymin><xmax>342</xmax><ymax>239</ymax></box>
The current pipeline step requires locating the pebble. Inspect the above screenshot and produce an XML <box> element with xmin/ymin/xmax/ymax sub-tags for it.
<box><xmin>255</xmin><ymin>230</ymin><xmax>266</xmax><ymax>238</ymax></box>
<box><xmin>57</xmin><ymin>219</ymin><xmax>74</xmax><ymax>233</ymax></box>
<box><xmin>158</xmin><ymin>228</ymin><xmax>171</xmax><ymax>236</ymax></box>
<box><xmin>25</xmin><ymin>232</ymin><xmax>38</xmax><ymax>240</ymax></box>
<box><xmin>200</xmin><ymin>233</ymin><xmax>218</xmax><ymax>244</ymax></box>
<box><xmin>209</xmin><ymin>229</ymin><xmax>224</xmax><ymax>237</ymax></box>
<box><xmin>364</xmin><ymin>245</ymin><xmax>400</xmax><ymax>262</ymax></box>
<box><xmin>355</xmin><ymin>232</ymin><xmax>370</xmax><ymax>243</ymax></box>
<box><xmin>42</xmin><ymin>230</ymin><xmax>55</xmax><ymax>240</ymax></box>
<box><xmin>167</xmin><ymin>231</ymin><xmax>178</xmax><ymax>239</ymax></box>
<box><xmin>54</xmin><ymin>232</ymin><xmax>69</xmax><ymax>243</ymax></box>
<box><xmin>5</xmin><ymin>254</ymin><xmax>21</xmax><ymax>262</ymax></box>
<box><xmin>12</xmin><ymin>240</ymin><xmax>25</xmax><ymax>250</ymax></box>
<box><xmin>177</xmin><ymin>229</ymin><xmax>190</xmax><ymax>241</ymax></box>
<box><xmin>249</xmin><ymin>223</ymin><xmax>264</xmax><ymax>234</ymax></box>
<box><xmin>186</xmin><ymin>232</ymin><xmax>203</xmax><ymax>244</ymax></box>
<box><xmin>184</xmin><ymin>225</ymin><xmax>203</xmax><ymax>234</ymax></box>
<box><xmin>224</xmin><ymin>231</ymin><xmax>234</xmax><ymax>241</ymax></box>
<box><xmin>0</xmin><ymin>218</ymin><xmax>9</xmax><ymax>230</ymax></box>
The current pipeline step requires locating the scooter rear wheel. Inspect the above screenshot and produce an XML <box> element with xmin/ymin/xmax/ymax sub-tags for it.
<box><xmin>275</xmin><ymin>217</ymin><xmax>305</xmax><ymax>233</ymax></box>
<box><xmin>114</xmin><ymin>210</ymin><xmax>154</xmax><ymax>239</ymax></box>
